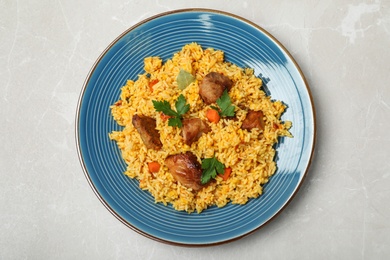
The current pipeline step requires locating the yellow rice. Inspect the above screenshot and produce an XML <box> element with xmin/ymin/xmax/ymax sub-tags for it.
<box><xmin>109</xmin><ymin>43</ymin><xmax>292</xmax><ymax>213</ymax></box>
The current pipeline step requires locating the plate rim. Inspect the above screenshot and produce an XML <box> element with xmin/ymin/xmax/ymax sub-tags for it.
<box><xmin>75</xmin><ymin>8</ymin><xmax>317</xmax><ymax>247</ymax></box>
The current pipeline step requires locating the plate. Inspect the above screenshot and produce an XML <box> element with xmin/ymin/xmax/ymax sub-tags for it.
<box><xmin>76</xmin><ymin>9</ymin><xmax>316</xmax><ymax>246</ymax></box>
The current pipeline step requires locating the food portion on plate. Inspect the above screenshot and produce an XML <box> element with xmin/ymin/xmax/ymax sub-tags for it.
<box><xmin>109</xmin><ymin>43</ymin><xmax>292</xmax><ymax>213</ymax></box>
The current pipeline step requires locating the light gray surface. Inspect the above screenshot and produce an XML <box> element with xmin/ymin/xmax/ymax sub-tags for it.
<box><xmin>1</xmin><ymin>0</ymin><xmax>389</xmax><ymax>259</ymax></box>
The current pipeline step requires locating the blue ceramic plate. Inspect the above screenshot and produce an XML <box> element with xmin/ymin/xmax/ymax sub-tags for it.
<box><xmin>76</xmin><ymin>9</ymin><xmax>316</xmax><ymax>246</ymax></box>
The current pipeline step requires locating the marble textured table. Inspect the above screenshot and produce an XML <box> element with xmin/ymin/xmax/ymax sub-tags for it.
<box><xmin>1</xmin><ymin>0</ymin><xmax>389</xmax><ymax>259</ymax></box>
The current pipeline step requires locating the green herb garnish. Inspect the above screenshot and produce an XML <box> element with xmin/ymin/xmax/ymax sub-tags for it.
<box><xmin>201</xmin><ymin>157</ymin><xmax>225</xmax><ymax>184</ymax></box>
<box><xmin>152</xmin><ymin>94</ymin><xmax>190</xmax><ymax>128</ymax></box>
<box><xmin>177</xmin><ymin>69</ymin><xmax>195</xmax><ymax>90</ymax></box>
<box><xmin>210</xmin><ymin>89</ymin><xmax>236</xmax><ymax>117</ymax></box>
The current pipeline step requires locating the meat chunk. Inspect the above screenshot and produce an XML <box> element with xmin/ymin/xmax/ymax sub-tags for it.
<box><xmin>241</xmin><ymin>110</ymin><xmax>265</xmax><ymax>131</ymax></box>
<box><xmin>182</xmin><ymin>118</ymin><xmax>211</xmax><ymax>145</ymax></box>
<box><xmin>132</xmin><ymin>114</ymin><xmax>162</xmax><ymax>150</ymax></box>
<box><xmin>199</xmin><ymin>72</ymin><xmax>233</xmax><ymax>104</ymax></box>
<box><xmin>165</xmin><ymin>152</ymin><xmax>204</xmax><ymax>191</ymax></box>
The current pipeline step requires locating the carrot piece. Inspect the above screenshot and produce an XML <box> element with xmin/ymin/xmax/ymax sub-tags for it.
<box><xmin>206</xmin><ymin>109</ymin><xmax>220</xmax><ymax>123</ymax></box>
<box><xmin>149</xmin><ymin>79</ymin><xmax>159</xmax><ymax>92</ymax></box>
<box><xmin>219</xmin><ymin>167</ymin><xmax>232</xmax><ymax>181</ymax></box>
<box><xmin>160</xmin><ymin>113</ymin><xmax>172</xmax><ymax>121</ymax></box>
<box><xmin>148</xmin><ymin>161</ymin><xmax>160</xmax><ymax>173</ymax></box>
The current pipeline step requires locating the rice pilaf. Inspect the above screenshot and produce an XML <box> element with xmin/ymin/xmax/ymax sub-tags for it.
<box><xmin>109</xmin><ymin>43</ymin><xmax>292</xmax><ymax>213</ymax></box>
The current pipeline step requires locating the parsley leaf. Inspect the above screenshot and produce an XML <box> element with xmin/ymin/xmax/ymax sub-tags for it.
<box><xmin>201</xmin><ymin>157</ymin><xmax>225</xmax><ymax>184</ymax></box>
<box><xmin>167</xmin><ymin>117</ymin><xmax>182</xmax><ymax>128</ymax></box>
<box><xmin>152</xmin><ymin>94</ymin><xmax>190</xmax><ymax>128</ymax></box>
<box><xmin>216</xmin><ymin>89</ymin><xmax>236</xmax><ymax>117</ymax></box>
<box><xmin>152</xmin><ymin>100</ymin><xmax>177</xmax><ymax>117</ymax></box>
<box><xmin>175</xmin><ymin>94</ymin><xmax>190</xmax><ymax>115</ymax></box>
<box><xmin>177</xmin><ymin>69</ymin><xmax>195</xmax><ymax>90</ymax></box>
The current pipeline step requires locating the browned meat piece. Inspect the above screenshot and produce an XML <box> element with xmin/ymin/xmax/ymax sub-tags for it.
<box><xmin>199</xmin><ymin>72</ymin><xmax>233</xmax><ymax>104</ymax></box>
<box><xmin>182</xmin><ymin>118</ymin><xmax>211</xmax><ymax>145</ymax></box>
<box><xmin>132</xmin><ymin>114</ymin><xmax>162</xmax><ymax>150</ymax></box>
<box><xmin>165</xmin><ymin>152</ymin><xmax>204</xmax><ymax>191</ymax></box>
<box><xmin>241</xmin><ymin>110</ymin><xmax>265</xmax><ymax>130</ymax></box>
